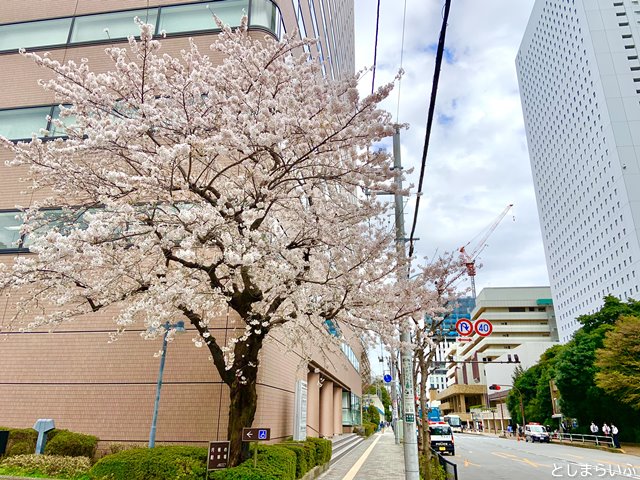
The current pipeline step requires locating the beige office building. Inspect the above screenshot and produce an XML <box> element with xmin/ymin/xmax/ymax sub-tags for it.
<box><xmin>438</xmin><ymin>286</ymin><xmax>558</xmax><ymax>428</ymax></box>
<box><xmin>0</xmin><ymin>0</ymin><xmax>363</xmax><ymax>449</ymax></box>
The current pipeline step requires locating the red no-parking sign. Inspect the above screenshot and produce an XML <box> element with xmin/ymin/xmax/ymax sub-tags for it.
<box><xmin>474</xmin><ymin>319</ymin><xmax>493</xmax><ymax>337</ymax></box>
<box><xmin>455</xmin><ymin>318</ymin><xmax>473</xmax><ymax>336</ymax></box>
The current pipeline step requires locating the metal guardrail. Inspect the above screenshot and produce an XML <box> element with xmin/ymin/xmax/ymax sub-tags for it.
<box><xmin>430</xmin><ymin>449</ymin><xmax>458</xmax><ymax>480</ymax></box>
<box><xmin>553</xmin><ymin>432</ymin><xmax>615</xmax><ymax>447</ymax></box>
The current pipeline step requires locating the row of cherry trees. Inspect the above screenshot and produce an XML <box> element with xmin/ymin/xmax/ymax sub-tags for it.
<box><xmin>0</xmin><ymin>20</ymin><xmax>464</xmax><ymax>466</ymax></box>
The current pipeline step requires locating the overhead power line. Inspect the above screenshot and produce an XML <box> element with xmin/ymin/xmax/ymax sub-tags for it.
<box><xmin>371</xmin><ymin>0</ymin><xmax>382</xmax><ymax>95</ymax></box>
<box><xmin>408</xmin><ymin>0</ymin><xmax>452</xmax><ymax>259</ymax></box>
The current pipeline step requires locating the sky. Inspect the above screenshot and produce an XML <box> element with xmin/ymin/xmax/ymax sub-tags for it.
<box><xmin>352</xmin><ymin>0</ymin><xmax>547</xmax><ymax>298</ymax></box>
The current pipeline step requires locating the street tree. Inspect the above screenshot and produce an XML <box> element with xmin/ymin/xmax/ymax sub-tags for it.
<box><xmin>0</xmin><ymin>21</ymin><xmax>448</xmax><ymax>465</ymax></box>
<box><xmin>411</xmin><ymin>254</ymin><xmax>466</xmax><ymax>459</ymax></box>
<box><xmin>595</xmin><ymin>315</ymin><xmax>640</xmax><ymax>410</ymax></box>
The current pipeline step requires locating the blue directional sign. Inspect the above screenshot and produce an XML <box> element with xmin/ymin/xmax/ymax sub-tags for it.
<box><xmin>383</xmin><ymin>374</ymin><xmax>392</xmax><ymax>383</ymax></box>
<box><xmin>242</xmin><ymin>427</ymin><xmax>271</xmax><ymax>441</ymax></box>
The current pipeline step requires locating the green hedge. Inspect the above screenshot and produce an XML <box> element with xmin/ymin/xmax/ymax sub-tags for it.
<box><xmin>89</xmin><ymin>446</ymin><xmax>207</xmax><ymax>480</ymax></box>
<box><xmin>0</xmin><ymin>427</ymin><xmax>37</xmax><ymax>457</ymax></box>
<box><xmin>210</xmin><ymin>437</ymin><xmax>331</xmax><ymax>480</ymax></box>
<box><xmin>280</xmin><ymin>443</ymin><xmax>312</xmax><ymax>478</ymax></box>
<box><xmin>210</xmin><ymin>444</ymin><xmax>296</xmax><ymax>480</ymax></box>
<box><xmin>0</xmin><ymin>454</ymin><xmax>91</xmax><ymax>479</ymax></box>
<box><xmin>0</xmin><ymin>427</ymin><xmax>99</xmax><ymax>459</ymax></box>
<box><xmin>44</xmin><ymin>430</ymin><xmax>98</xmax><ymax>459</ymax></box>
<box><xmin>305</xmin><ymin>437</ymin><xmax>331</xmax><ymax>465</ymax></box>
<box><xmin>363</xmin><ymin>422</ymin><xmax>377</xmax><ymax>437</ymax></box>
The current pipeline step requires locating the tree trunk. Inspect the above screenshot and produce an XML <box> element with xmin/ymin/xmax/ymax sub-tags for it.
<box><xmin>225</xmin><ymin>330</ymin><xmax>265</xmax><ymax>467</ymax></box>
<box><xmin>227</xmin><ymin>372</ymin><xmax>259</xmax><ymax>467</ymax></box>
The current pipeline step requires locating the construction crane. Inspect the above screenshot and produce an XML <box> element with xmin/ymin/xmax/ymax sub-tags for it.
<box><xmin>459</xmin><ymin>204</ymin><xmax>514</xmax><ymax>299</ymax></box>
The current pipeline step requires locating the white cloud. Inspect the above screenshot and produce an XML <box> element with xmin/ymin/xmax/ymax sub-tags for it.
<box><xmin>354</xmin><ymin>0</ymin><xmax>548</xmax><ymax>296</ymax></box>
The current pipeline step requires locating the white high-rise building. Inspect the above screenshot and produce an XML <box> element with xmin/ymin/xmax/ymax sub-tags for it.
<box><xmin>517</xmin><ymin>0</ymin><xmax>640</xmax><ymax>342</ymax></box>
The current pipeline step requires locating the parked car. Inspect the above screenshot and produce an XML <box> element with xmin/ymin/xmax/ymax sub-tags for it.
<box><xmin>525</xmin><ymin>423</ymin><xmax>550</xmax><ymax>443</ymax></box>
<box><xmin>429</xmin><ymin>421</ymin><xmax>455</xmax><ymax>455</ymax></box>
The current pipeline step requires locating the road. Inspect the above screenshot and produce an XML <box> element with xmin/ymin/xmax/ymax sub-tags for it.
<box><xmin>449</xmin><ymin>434</ymin><xmax>640</xmax><ymax>479</ymax></box>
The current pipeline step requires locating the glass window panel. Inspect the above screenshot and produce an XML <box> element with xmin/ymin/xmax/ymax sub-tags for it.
<box><xmin>250</xmin><ymin>0</ymin><xmax>278</xmax><ymax>33</ymax></box>
<box><xmin>0</xmin><ymin>18</ymin><xmax>72</xmax><ymax>51</ymax></box>
<box><xmin>159</xmin><ymin>1</ymin><xmax>247</xmax><ymax>34</ymax></box>
<box><xmin>22</xmin><ymin>209</ymin><xmax>93</xmax><ymax>247</ymax></box>
<box><xmin>0</xmin><ymin>107</ymin><xmax>52</xmax><ymax>140</ymax></box>
<box><xmin>70</xmin><ymin>9</ymin><xmax>157</xmax><ymax>43</ymax></box>
<box><xmin>0</xmin><ymin>212</ymin><xmax>23</xmax><ymax>250</ymax></box>
<box><xmin>49</xmin><ymin>105</ymin><xmax>76</xmax><ymax>137</ymax></box>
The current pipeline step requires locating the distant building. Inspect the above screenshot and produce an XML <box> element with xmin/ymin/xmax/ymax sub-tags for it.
<box><xmin>426</xmin><ymin>297</ymin><xmax>475</xmax><ymax>392</ymax></box>
<box><xmin>517</xmin><ymin>0</ymin><xmax>640</xmax><ymax>342</ymax></box>
<box><xmin>437</xmin><ymin>287</ymin><xmax>558</xmax><ymax>428</ymax></box>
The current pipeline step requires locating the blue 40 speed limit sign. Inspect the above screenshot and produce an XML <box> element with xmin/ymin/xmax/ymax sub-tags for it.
<box><xmin>474</xmin><ymin>319</ymin><xmax>493</xmax><ymax>337</ymax></box>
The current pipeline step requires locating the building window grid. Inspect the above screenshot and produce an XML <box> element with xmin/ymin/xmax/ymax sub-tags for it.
<box><xmin>518</xmin><ymin>0</ymin><xmax>640</xmax><ymax>338</ymax></box>
<box><xmin>0</xmin><ymin>0</ymin><xmax>284</xmax><ymax>53</ymax></box>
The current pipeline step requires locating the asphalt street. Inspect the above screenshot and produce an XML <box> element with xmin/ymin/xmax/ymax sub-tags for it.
<box><xmin>453</xmin><ymin>434</ymin><xmax>640</xmax><ymax>479</ymax></box>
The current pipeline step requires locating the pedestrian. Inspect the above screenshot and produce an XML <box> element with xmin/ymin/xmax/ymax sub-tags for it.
<box><xmin>507</xmin><ymin>424</ymin><xmax>512</xmax><ymax>437</ymax></box>
<box><xmin>602</xmin><ymin>423</ymin><xmax>610</xmax><ymax>436</ymax></box>
<box><xmin>611</xmin><ymin>424</ymin><xmax>620</xmax><ymax>448</ymax></box>
<box><xmin>590</xmin><ymin>421</ymin><xmax>599</xmax><ymax>435</ymax></box>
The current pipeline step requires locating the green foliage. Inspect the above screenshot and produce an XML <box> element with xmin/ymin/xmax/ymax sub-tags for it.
<box><xmin>304</xmin><ymin>437</ymin><xmax>331</xmax><ymax>465</ymax></box>
<box><xmin>365</xmin><ymin>382</ymin><xmax>392</xmax><ymax>421</ymax></box>
<box><xmin>595</xmin><ymin>315</ymin><xmax>640</xmax><ymax>410</ymax></box>
<box><xmin>89</xmin><ymin>446</ymin><xmax>207</xmax><ymax>480</ymax></box>
<box><xmin>555</xmin><ymin>326</ymin><xmax>611</xmax><ymax>422</ymax></box>
<box><xmin>363</xmin><ymin>404</ymin><xmax>381</xmax><ymax>426</ymax></box>
<box><xmin>210</xmin><ymin>444</ymin><xmax>296</xmax><ymax>480</ymax></box>
<box><xmin>363</xmin><ymin>423</ymin><xmax>377</xmax><ymax>437</ymax></box>
<box><xmin>0</xmin><ymin>454</ymin><xmax>91</xmax><ymax>479</ymax></box>
<box><xmin>506</xmin><ymin>345</ymin><xmax>564</xmax><ymax>426</ymax></box>
<box><xmin>578</xmin><ymin>295</ymin><xmax>640</xmax><ymax>332</ymax></box>
<box><xmin>0</xmin><ymin>427</ymin><xmax>37</xmax><ymax>457</ymax></box>
<box><xmin>45</xmin><ymin>430</ymin><xmax>98</xmax><ymax>459</ymax></box>
<box><xmin>280</xmin><ymin>443</ymin><xmax>311</xmax><ymax>478</ymax></box>
<box><xmin>418</xmin><ymin>453</ymin><xmax>446</xmax><ymax>480</ymax></box>
<box><xmin>208</xmin><ymin>438</ymin><xmax>328</xmax><ymax>480</ymax></box>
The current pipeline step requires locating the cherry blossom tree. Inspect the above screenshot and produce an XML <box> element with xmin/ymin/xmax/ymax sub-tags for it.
<box><xmin>0</xmin><ymin>20</ymin><xmax>460</xmax><ymax>465</ymax></box>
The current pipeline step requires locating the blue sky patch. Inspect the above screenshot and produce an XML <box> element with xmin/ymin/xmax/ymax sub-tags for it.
<box><xmin>423</xmin><ymin>44</ymin><xmax>455</xmax><ymax>64</ymax></box>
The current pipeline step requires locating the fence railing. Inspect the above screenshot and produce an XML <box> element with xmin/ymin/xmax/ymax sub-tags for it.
<box><xmin>430</xmin><ymin>449</ymin><xmax>458</xmax><ymax>480</ymax></box>
<box><xmin>552</xmin><ymin>432</ymin><xmax>615</xmax><ymax>447</ymax></box>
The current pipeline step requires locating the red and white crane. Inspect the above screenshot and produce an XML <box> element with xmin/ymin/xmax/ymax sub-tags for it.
<box><xmin>459</xmin><ymin>203</ymin><xmax>514</xmax><ymax>299</ymax></box>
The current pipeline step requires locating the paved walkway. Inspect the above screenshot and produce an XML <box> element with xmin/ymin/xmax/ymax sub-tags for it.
<box><xmin>319</xmin><ymin>429</ymin><xmax>406</xmax><ymax>480</ymax></box>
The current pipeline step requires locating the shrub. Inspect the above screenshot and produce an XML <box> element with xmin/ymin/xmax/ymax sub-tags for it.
<box><xmin>419</xmin><ymin>454</ymin><xmax>446</xmax><ymax>480</ymax></box>
<box><xmin>210</xmin><ymin>444</ymin><xmax>296</xmax><ymax>480</ymax></box>
<box><xmin>45</xmin><ymin>429</ymin><xmax>98</xmax><ymax>459</ymax></box>
<box><xmin>0</xmin><ymin>427</ymin><xmax>37</xmax><ymax>456</ymax></box>
<box><xmin>363</xmin><ymin>422</ymin><xmax>377</xmax><ymax>437</ymax></box>
<box><xmin>0</xmin><ymin>454</ymin><xmax>91</xmax><ymax>479</ymax></box>
<box><xmin>89</xmin><ymin>446</ymin><xmax>207</xmax><ymax>480</ymax></box>
<box><xmin>305</xmin><ymin>437</ymin><xmax>331</xmax><ymax>465</ymax></box>
<box><xmin>280</xmin><ymin>443</ymin><xmax>310</xmax><ymax>478</ymax></box>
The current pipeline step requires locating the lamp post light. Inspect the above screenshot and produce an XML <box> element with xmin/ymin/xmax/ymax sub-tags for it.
<box><xmin>149</xmin><ymin>320</ymin><xmax>185</xmax><ymax>448</ymax></box>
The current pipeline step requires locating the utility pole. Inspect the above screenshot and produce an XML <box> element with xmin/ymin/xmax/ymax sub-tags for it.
<box><xmin>393</xmin><ymin>126</ymin><xmax>419</xmax><ymax>479</ymax></box>
<box><xmin>389</xmin><ymin>349</ymin><xmax>400</xmax><ymax>444</ymax></box>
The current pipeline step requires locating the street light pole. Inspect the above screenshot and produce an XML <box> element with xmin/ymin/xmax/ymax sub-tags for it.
<box><xmin>393</xmin><ymin>126</ymin><xmax>419</xmax><ymax>479</ymax></box>
<box><xmin>149</xmin><ymin>320</ymin><xmax>185</xmax><ymax>448</ymax></box>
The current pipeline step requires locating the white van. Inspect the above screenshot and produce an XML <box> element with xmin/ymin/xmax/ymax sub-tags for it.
<box><xmin>525</xmin><ymin>423</ymin><xmax>550</xmax><ymax>443</ymax></box>
<box><xmin>429</xmin><ymin>422</ymin><xmax>455</xmax><ymax>455</ymax></box>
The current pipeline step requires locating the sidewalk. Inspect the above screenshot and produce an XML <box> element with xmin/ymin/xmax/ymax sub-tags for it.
<box><xmin>320</xmin><ymin>429</ymin><xmax>406</xmax><ymax>480</ymax></box>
